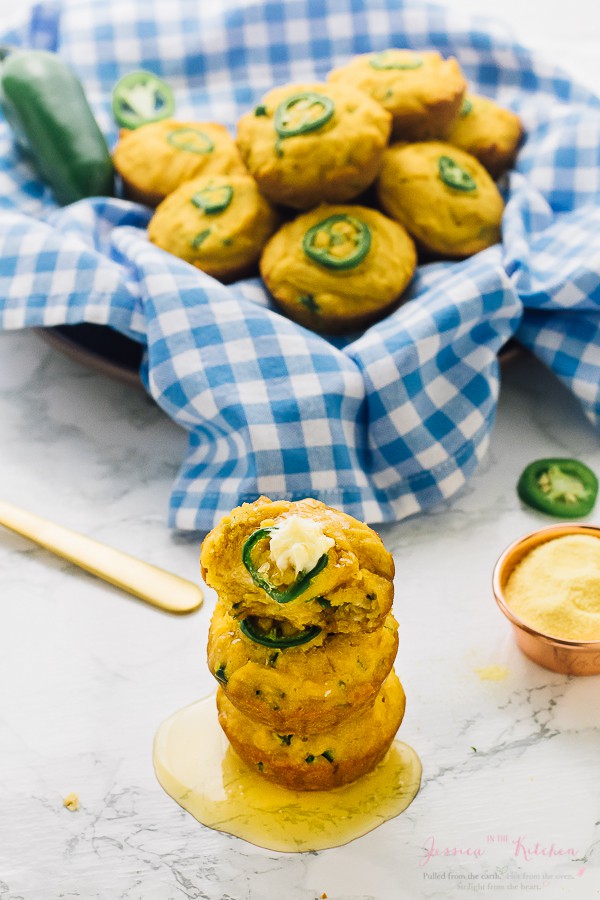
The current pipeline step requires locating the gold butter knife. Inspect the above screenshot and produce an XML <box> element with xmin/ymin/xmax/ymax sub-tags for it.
<box><xmin>0</xmin><ymin>499</ymin><xmax>203</xmax><ymax>614</ymax></box>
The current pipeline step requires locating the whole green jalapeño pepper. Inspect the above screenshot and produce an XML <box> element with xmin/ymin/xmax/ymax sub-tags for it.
<box><xmin>0</xmin><ymin>47</ymin><xmax>114</xmax><ymax>205</ymax></box>
<box><xmin>240</xmin><ymin>617</ymin><xmax>322</xmax><ymax>648</ymax></box>
<box><xmin>517</xmin><ymin>458</ymin><xmax>598</xmax><ymax>518</ymax></box>
<box><xmin>303</xmin><ymin>214</ymin><xmax>372</xmax><ymax>270</ymax></box>
<box><xmin>112</xmin><ymin>69</ymin><xmax>175</xmax><ymax>130</ymax></box>
<box><xmin>242</xmin><ymin>526</ymin><xmax>330</xmax><ymax>603</ymax></box>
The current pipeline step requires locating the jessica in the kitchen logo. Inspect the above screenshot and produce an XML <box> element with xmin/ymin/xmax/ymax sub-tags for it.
<box><xmin>419</xmin><ymin>834</ymin><xmax>579</xmax><ymax>867</ymax></box>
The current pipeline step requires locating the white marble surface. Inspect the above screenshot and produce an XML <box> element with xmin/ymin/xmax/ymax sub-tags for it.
<box><xmin>1</xmin><ymin>2</ymin><xmax>600</xmax><ymax>899</ymax></box>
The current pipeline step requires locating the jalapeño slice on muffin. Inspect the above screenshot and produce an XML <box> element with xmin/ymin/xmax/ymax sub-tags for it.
<box><xmin>369</xmin><ymin>50</ymin><xmax>423</xmax><ymax>70</ymax></box>
<box><xmin>459</xmin><ymin>96</ymin><xmax>473</xmax><ymax>117</ymax></box>
<box><xmin>191</xmin><ymin>182</ymin><xmax>234</xmax><ymax>214</ymax></box>
<box><xmin>437</xmin><ymin>155</ymin><xmax>476</xmax><ymax>192</ymax></box>
<box><xmin>302</xmin><ymin>213</ymin><xmax>372</xmax><ymax>270</ymax></box>
<box><xmin>242</xmin><ymin>522</ymin><xmax>332</xmax><ymax>604</ymax></box>
<box><xmin>274</xmin><ymin>91</ymin><xmax>335</xmax><ymax>137</ymax></box>
<box><xmin>166</xmin><ymin>127</ymin><xmax>215</xmax><ymax>153</ymax></box>
<box><xmin>240</xmin><ymin>616</ymin><xmax>322</xmax><ymax>648</ymax></box>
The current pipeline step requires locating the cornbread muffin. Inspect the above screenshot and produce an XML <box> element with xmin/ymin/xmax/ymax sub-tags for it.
<box><xmin>148</xmin><ymin>173</ymin><xmax>279</xmax><ymax>280</ymax></box>
<box><xmin>328</xmin><ymin>49</ymin><xmax>466</xmax><ymax>141</ymax></box>
<box><xmin>260</xmin><ymin>204</ymin><xmax>416</xmax><ymax>333</ymax></box>
<box><xmin>236</xmin><ymin>82</ymin><xmax>392</xmax><ymax>208</ymax></box>
<box><xmin>217</xmin><ymin>669</ymin><xmax>406</xmax><ymax>791</ymax></box>
<box><xmin>446</xmin><ymin>94</ymin><xmax>523</xmax><ymax>178</ymax></box>
<box><xmin>113</xmin><ymin>119</ymin><xmax>246</xmax><ymax>206</ymax></box>
<box><xmin>200</xmin><ymin>496</ymin><xmax>395</xmax><ymax>634</ymax></box>
<box><xmin>208</xmin><ymin>600</ymin><xmax>399</xmax><ymax>732</ymax></box>
<box><xmin>377</xmin><ymin>141</ymin><xmax>504</xmax><ymax>258</ymax></box>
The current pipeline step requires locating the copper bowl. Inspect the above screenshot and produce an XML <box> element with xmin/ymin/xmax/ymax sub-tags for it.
<box><xmin>493</xmin><ymin>523</ymin><xmax>600</xmax><ymax>676</ymax></box>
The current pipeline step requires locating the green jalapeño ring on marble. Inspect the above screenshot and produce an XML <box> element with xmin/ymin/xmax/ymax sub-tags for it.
<box><xmin>240</xmin><ymin>616</ymin><xmax>322</xmax><ymax>648</ymax></box>
<box><xmin>166</xmin><ymin>127</ymin><xmax>215</xmax><ymax>154</ymax></box>
<box><xmin>274</xmin><ymin>92</ymin><xmax>335</xmax><ymax>138</ymax></box>
<box><xmin>242</xmin><ymin>526</ymin><xmax>330</xmax><ymax>603</ymax></box>
<box><xmin>191</xmin><ymin>183</ymin><xmax>234</xmax><ymax>214</ymax></box>
<box><xmin>302</xmin><ymin>214</ymin><xmax>372</xmax><ymax>270</ymax></box>
<box><xmin>369</xmin><ymin>51</ymin><xmax>423</xmax><ymax>70</ymax></box>
<box><xmin>438</xmin><ymin>155</ymin><xmax>477</xmax><ymax>191</ymax></box>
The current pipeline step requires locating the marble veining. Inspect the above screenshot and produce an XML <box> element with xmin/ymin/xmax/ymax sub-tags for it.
<box><xmin>2</xmin><ymin>331</ymin><xmax>599</xmax><ymax>899</ymax></box>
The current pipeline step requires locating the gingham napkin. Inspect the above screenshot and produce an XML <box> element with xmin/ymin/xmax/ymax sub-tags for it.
<box><xmin>1</xmin><ymin>0</ymin><xmax>599</xmax><ymax>530</ymax></box>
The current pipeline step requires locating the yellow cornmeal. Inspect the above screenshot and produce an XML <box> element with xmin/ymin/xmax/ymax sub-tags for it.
<box><xmin>63</xmin><ymin>792</ymin><xmax>79</xmax><ymax>811</ymax></box>
<box><xmin>474</xmin><ymin>665</ymin><xmax>510</xmax><ymax>681</ymax></box>
<box><xmin>504</xmin><ymin>535</ymin><xmax>600</xmax><ymax>641</ymax></box>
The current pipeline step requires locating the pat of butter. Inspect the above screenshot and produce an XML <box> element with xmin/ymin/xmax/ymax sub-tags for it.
<box><xmin>269</xmin><ymin>515</ymin><xmax>334</xmax><ymax>575</ymax></box>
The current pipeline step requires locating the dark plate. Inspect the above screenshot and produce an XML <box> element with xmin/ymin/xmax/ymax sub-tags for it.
<box><xmin>38</xmin><ymin>324</ymin><xmax>144</xmax><ymax>389</ymax></box>
<box><xmin>39</xmin><ymin>323</ymin><xmax>520</xmax><ymax>388</ymax></box>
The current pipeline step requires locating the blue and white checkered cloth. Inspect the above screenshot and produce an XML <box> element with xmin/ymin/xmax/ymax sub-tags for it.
<box><xmin>1</xmin><ymin>0</ymin><xmax>599</xmax><ymax>530</ymax></box>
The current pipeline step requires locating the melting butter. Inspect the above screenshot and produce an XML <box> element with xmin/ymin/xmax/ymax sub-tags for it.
<box><xmin>153</xmin><ymin>694</ymin><xmax>422</xmax><ymax>853</ymax></box>
<box><xmin>269</xmin><ymin>515</ymin><xmax>334</xmax><ymax>575</ymax></box>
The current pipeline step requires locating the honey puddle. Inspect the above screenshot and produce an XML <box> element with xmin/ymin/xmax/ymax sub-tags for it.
<box><xmin>153</xmin><ymin>693</ymin><xmax>422</xmax><ymax>853</ymax></box>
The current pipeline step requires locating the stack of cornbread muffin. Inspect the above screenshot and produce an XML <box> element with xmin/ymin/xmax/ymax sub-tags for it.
<box><xmin>200</xmin><ymin>496</ymin><xmax>406</xmax><ymax>791</ymax></box>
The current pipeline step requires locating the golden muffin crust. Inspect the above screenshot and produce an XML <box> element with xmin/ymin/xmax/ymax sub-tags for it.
<box><xmin>113</xmin><ymin>119</ymin><xmax>247</xmax><ymax>206</ymax></box>
<box><xmin>147</xmin><ymin>173</ymin><xmax>279</xmax><ymax>281</ymax></box>
<box><xmin>260</xmin><ymin>204</ymin><xmax>416</xmax><ymax>333</ymax></box>
<box><xmin>208</xmin><ymin>600</ymin><xmax>399</xmax><ymax>732</ymax></box>
<box><xmin>200</xmin><ymin>496</ymin><xmax>395</xmax><ymax>634</ymax></box>
<box><xmin>236</xmin><ymin>82</ymin><xmax>392</xmax><ymax>209</ymax></box>
<box><xmin>446</xmin><ymin>94</ymin><xmax>523</xmax><ymax>178</ymax></box>
<box><xmin>328</xmin><ymin>49</ymin><xmax>466</xmax><ymax>141</ymax></box>
<box><xmin>377</xmin><ymin>141</ymin><xmax>504</xmax><ymax>258</ymax></box>
<box><xmin>217</xmin><ymin>669</ymin><xmax>406</xmax><ymax>790</ymax></box>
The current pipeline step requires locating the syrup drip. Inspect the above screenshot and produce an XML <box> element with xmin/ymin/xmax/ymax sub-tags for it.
<box><xmin>153</xmin><ymin>693</ymin><xmax>422</xmax><ymax>853</ymax></box>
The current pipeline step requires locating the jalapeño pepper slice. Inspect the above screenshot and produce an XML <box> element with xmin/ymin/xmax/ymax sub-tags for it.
<box><xmin>191</xmin><ymin>183</ymin><xmax>233</xmax><ymax>214</ymax></box>
<box><xmin>167</xmin><ymin>127</ymin><xmax>215</xmax><ymax>154</ymax></box>
<box><xmin>459</xmin><ymin>97</ymin><xmax>473</xmax><ymax>117</ymax></box>
<box><xmin>112</xmin><ymin>70</ymin><xmax>175</xmax><ymax>130</ymax></box>
<box><xmin>242</xmin><ymin>526</ymin><xmax>329</xmax><ymax>603</ymax></box>
<box><xmin>302</xmin><ymin>214</ymin><xmax>371</xmax><ymax>270</ymax></box>
<box><xmin>438</xmin><ymin>155</ymin><xmax>476</xmax><ymax>192</ymax></box>
<box><xmin>517</xmin><ymin>458</ymin><xmax>598</xmax><ymax>518</ymax></box>
<box><xmin>369</xmin><ymin>50</ymin><xmax>423</xmax><ymax>70</ymax></box>
<box><xmin>240</xmin><ymin>617</ymin><xmax>322</xmax><ymax>648</ymax></box>
<box><xmin>274</xmin><ymin>91</ymin><xmax>335</xmax><ymax>138</ymax></box>
<box><xmin>191</xmin><ymin>228</ymin><xmax>211</xmax><ymax>249</ymax></box>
